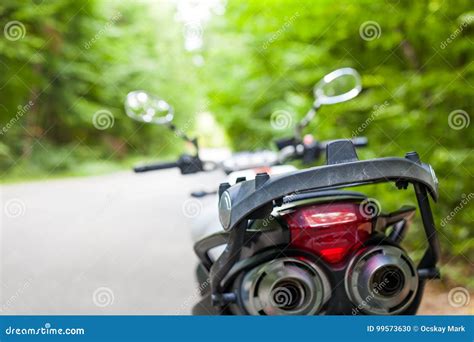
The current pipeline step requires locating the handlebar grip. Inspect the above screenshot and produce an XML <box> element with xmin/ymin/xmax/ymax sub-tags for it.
<box><xmin>275</xmin><ymin>137</ymin><xmax>298</xmax><ymax>150</ymax></box>
<box><xmin>133</xmin><ymin>161</ymin><xmax>179</xmax><ymax>173</ymax></box>
<box><xmin>352</xmin><ymin>137</ymin><xmax>368</xmax><ymax>147</ymax></box>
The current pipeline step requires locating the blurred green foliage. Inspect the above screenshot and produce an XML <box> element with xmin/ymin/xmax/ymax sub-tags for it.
<box><xmin>0</xmin><ymin>0</ymin><xmax>203</xmax><ymax>179</ymax></box>
<box><xmin>202</xmin><ymin>0</ymin><xmax>473</xmax><ymax>286</ymax></box>
<box><xmin>0</xmin><ymin>0</ymin><xmax>472</xmax><ymax>285</ymax></box>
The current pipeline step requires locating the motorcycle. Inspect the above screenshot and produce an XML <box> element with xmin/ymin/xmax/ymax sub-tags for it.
<box><xmin>124</xmin><ymin>68</ymin><xmax>440</xmax><ymax>315</ymax></box>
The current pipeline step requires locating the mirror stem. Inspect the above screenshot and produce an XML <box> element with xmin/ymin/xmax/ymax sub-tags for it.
<box><xmin>168</xmin><ymin>123</ymin><xmax>200</xmax><ymax>155</ymax></box>
<box><xmin>295</xmin><ymin>102</ymin><xmax>320</xmax><ymax>139</ymax></box>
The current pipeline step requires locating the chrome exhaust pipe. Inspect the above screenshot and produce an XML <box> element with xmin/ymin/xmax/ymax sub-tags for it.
<box><xmin>345</xmin><ymin>245</ymin><xmax>418</xmax><ymax>315</ymax></box>
<box><xmin>235</xmin><ymin>258</ymin><xmax>330</xmax><ymax>315</ymax></box>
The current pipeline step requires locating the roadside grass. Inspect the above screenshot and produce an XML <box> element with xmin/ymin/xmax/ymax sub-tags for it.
<box><xmin>0</xmin><ymin>155</ymin><xmax>170</xmax><ymax>184</ymax></box>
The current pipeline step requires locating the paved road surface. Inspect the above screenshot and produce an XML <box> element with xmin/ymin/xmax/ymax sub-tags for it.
<box><xmin>0</xmin><ymin>172</ymin><xmax>471</xmax><ymax>315</ymax></box>
<box><xmin>1</xmin><ymin>170</ymin><xmax>222</xmax><ymax>315</ymax></box>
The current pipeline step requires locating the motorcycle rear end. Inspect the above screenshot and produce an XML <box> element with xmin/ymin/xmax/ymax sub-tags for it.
<box><xmin>124</xmin><ymin>68</ymin><xmax>440</xmax><ymax>316</ymax></box>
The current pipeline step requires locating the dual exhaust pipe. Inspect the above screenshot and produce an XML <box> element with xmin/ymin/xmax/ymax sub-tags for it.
<box><xmin>233</xmin><ymin>245</ymin><xmax>418</xmax><ymax>315</ymax></box>
<box><xmin>236</xmin><ymin>258</ymin><xmax>330</xmax><ymax>315</ymax></box>
<box><xmin>345</xmin><ymin>245</ymin><xmax>419</xmax><ymax>315</ymax></box>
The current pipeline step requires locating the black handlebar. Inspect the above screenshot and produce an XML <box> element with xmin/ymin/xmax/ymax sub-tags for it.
<box><xmin>134</xmin><ymin>137</ymin><xmax>368</xmax><ymax>174</ymax></box>
<box><xmin>274</xmin><ymin>137</ymin><xmax>298</xmax><ymax>150</ymax></box>
<box><xmin>134</xmin><ymin>161</ymin><xmax>178</xmax><ymax>173</ymax></box>
<box><xmin>133</xmin><ymin>154</ymin><xmax>203</xmax><ymax>174</ymax></box>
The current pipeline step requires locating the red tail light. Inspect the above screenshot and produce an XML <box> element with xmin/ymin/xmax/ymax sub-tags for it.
<box><xmin>283</xmin><ymin>202</ymin><xmax>372</xmax><ymax>265</ymax></box>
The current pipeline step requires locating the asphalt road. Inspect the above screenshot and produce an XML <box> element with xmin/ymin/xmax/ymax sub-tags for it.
<box><xmin>1</xmin><ymin>171</ymin><xmax>471</xmax><ymax>315</ymax></box>
<box><xmin>1</xmin><ymin>170</ymin><xmax>221</xmax><ymax>315</ymax></box>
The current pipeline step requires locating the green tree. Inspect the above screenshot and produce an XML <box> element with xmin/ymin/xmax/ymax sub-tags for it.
<box><xmin>0</xmin><ymin>0</ymin><xmax>202</xmax><ymax>178</ymax></box>
<box><xmin>202</xmin><ymin>0</ymin><xmax>473</xmax><ymax>286</ymax></box>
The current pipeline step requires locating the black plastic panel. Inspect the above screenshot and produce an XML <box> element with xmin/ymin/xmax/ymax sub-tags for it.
<box><xmin>222</xmin><ymin>157</ymin><xmax>438</xmax><ymax>231</ymax></box>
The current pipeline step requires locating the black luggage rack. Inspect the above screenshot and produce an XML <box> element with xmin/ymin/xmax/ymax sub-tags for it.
<box><xmin>210</xmin><ymin>139</ymin><xmax>441</xmax><ymax>306</ymax></box>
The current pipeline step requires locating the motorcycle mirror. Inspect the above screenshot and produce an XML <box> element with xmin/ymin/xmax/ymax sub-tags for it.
<box><xmin>313</xmin><ymin>68</ymin><xmax>362</xmax><ymax>105</ymax></box>
<box><xmin>295</xmin><ymin>68</ymin><xmax>362</xmax><ymax>138</ymax></box>
<box><xmin>124</xmin><ymin>90</ymin><xmax>174</xmax><ymax>125</ymax></box>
